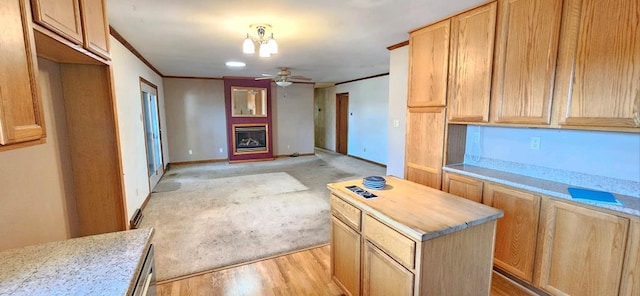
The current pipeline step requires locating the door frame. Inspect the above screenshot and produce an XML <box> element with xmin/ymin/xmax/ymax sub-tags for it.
<box><xmin>336</xmin><ymin>92</ymin><xmax>349</xmax><ymax>155</ymax></box>
<box><xmin>139</xmin><ymin>77</ymin><xmax>164</xmax><ymax>190</ymax></box>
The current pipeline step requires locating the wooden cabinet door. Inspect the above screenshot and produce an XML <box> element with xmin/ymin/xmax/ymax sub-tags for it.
<box><xmin>331</xmin><ymin>217</ymin><xmax>361</xmax><ymax>296</ymax></box>
<box><xmin>555</xmin><ymin>0</ymin><xmax>640</xmax><ymax>130</ymax></box>
<box><xmin>407</xmin><ymin>19</ymin><xmax>450</xmax><ymax>107</ymax></box>
<box><xmin>0</xmin><ymin>0</ymin><xmax>45</xmax><ymax>146</ymax></box>
<box><xmin>404</xmin><ymin>107</ymin><xmax>445</xmax><ymax>190</ymax></box>
<box><xmin>483</xmin><ymin>183</ymin><xmax>540</xmax><ymax>282</ymax></box>
<box><xmin>535</xmin><ymin>199</ymin><xmax>629</xmax><ymax>296</ymax></box>
<box><xmin>79</xmin><ymin>0</ymin><xmax>110</xmax><ymax>59</ymax></box>
<box><xmin>447</xmin><ymin>2</ymin><xmax>497</xmax><ymax>123</ymax></box>
<box><xmin>31</xmin><ymin>0</ymin><xmax>83</xmax><ymax>44</ymax></box>
<box><xmin>490</xmin><ymin>0</ymin><xmax>562</xmax><ymax>125</ymax></box>
<box><xmin>442</xmin><ymin>172</ymin><xmax>483</xmax><ymax>203</ymax></box>
<box><xmin>363</xmin><ymin>241</ymin><xmax>413</xmax><ymax>296</ymax></box>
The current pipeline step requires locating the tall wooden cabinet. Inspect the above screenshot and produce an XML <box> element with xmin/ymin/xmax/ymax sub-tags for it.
<box><xmin>447</xmin><ymin>2</ymin><xmax>496</xmax><ymax>123</ymax></box>
<box><xmin>0</xmin><ymin>0</ymin><xmax>46</xmax><ymax>147</ymax></box>
<box><xmin>405</xmin><ymin>107</ymin><xmax>446</xmax><ymax>189</ymax></box>
<box><xmin>490</xmin><ymin>0</ymin><xmax>562</xmax><ymax>125</ymax></box>
<box><xmin>535</xmin><ymin>199</ymin><xmax>629</xmax><ymax>296</ymax></box>
<box><xmin>554</xmin><ymin>0</ymin><xmax>640</xmax><ymax>129</ymax></box>
<box><xmin>407</xmin><ymin>19</ymin><xmax>450</xmax><ymax>107</ymax></box>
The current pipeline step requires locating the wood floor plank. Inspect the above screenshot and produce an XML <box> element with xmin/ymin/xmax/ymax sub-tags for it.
<box><xmin>156</xmin><ymin>245</ymin><xmax>343</xmax><ymax>296</ymax></box>
<box><xmin>157</xmin><ymin>245</ymin><xmax>540</xmax><ymax>295</ymax></box>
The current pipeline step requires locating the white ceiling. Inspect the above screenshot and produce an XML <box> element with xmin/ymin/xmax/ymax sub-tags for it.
<box><xmin>107</xmin><ymin>0</ymin><xmax>486</xmax><ymax>84</ymax></box>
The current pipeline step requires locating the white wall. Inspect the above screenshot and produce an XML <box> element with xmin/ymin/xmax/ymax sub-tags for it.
<box><xmin>336</xmin><ymin>75</ymin><xmax>390</xmax><ymax>165</ymax></box>
<box><xmin>314</xmin><ymin>87</ymin><xmax>336</xmax><ymax>151</ymax></box>
<box><xmin>0</xmin><ymin>58</ymin><xmax>79</xmax><ymax>250</ymax></box>
<box><xmin>110</xmin><ymin>37</ymin><xmax>167</xmax><ymax>220</ymax></box>
<box><xmin>162</xmin><ymin>78</ymin><xmax>228</xmax><ymax>162</ymax></box>
<box><xmin>386</xmin><ymin>46</ymin><xmax>409</xmax><ymax>177</ymax></box>
<box><xmin>272</xmin><ymin>83</ymin><xmax>315</xmax><ymax>155</ymax></box>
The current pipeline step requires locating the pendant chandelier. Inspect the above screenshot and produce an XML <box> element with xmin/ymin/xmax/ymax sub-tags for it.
<box><xmin>242</xmin><ymin>24</ymin><xmax>278</xmax><ymax>58</ymax></box>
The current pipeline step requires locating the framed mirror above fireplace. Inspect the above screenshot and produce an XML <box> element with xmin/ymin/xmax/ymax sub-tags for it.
<box><xmin>231</xmin><ymin>86</ymin><xmax>267</xmax><ymax>117</ymax></box>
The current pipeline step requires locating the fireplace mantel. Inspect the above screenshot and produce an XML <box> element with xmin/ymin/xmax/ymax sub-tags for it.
<box><xmin>224</xmin><ymin>78</ymin><xmax>274</xmax><ymax>162</ymax></box>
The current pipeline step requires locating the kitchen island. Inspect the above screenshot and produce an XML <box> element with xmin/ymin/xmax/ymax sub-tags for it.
<box><xmin>328</xmin><ymin>176</ymin><xmax>503</xmax><ymax>296</ymax></box>
<box><xmin>0</xmin><ymin>228</ymin><xmax>154</xmax><ymax>295</ymax></box>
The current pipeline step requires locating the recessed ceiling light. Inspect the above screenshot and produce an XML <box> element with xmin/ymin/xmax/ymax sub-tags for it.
<box><xmin>225</xmin><ymin>61</ymin><xmax>246</xmax><ymax>67</ymax></box>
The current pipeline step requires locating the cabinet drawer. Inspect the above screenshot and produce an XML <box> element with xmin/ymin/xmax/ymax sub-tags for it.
<box><xmin>330</xmin><ymin>194</ymin><xmax>361</xmax><ymax>231</ymax></box>
<box><xmin>364</xmin><ymin>215</ymin><xmax>415</xmax><ymax>269</ymax></box>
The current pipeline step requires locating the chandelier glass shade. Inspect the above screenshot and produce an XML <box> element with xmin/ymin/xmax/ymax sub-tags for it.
<box><xmin>243</xmin><ymin>24</ymin><xmax>278</xmax><ymax>57</ymax></box>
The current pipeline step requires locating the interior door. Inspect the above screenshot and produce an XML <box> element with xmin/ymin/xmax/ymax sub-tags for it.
<box><xmin>336</xmin><ymin>93</ymin><xmax>349</xmax><ymax>155</ymax></box>
<box><xmin>140</xmin><ymin>79</ymin><xmax>164</xmax><ymax>189</ymax></box>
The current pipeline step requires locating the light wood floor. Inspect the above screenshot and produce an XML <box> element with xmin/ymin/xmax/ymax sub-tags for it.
<box><xmin>157</xmin><ymin>245</ymin><xmax>534</xmax><ymax>296</ymax></box>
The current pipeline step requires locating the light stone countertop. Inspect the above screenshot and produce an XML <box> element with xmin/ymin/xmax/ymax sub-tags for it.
<box><xmin>444</xmin><ymin>164</ymin><xmax>639</xmax><ymax>217</ymax></box>
<box><xmin>0</xmin><ymin>228</ymin><xmax>154</xmax><ymax>296</ymax></box>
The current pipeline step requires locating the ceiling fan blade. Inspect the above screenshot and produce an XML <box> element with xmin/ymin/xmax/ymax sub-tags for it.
<box><xmin>255</xmin><ymin>77</ymin><xmax>273</xmax><ymax>80</ymax></box>
<box><xmin>289</xmin><ymin>75</ymin><xmax>312</xmax><ymax>81</ymax></box>
<box><xmin>261</xmin><ymin>73</ymin><xmax>274</xmax><ymax>77</ymax></box>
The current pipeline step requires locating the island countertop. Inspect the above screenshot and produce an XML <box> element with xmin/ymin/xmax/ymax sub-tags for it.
<box><xmin>0</xmin><ymin>228</ymin><xmax>154</xmax><ymax>296</ymax></box>
<box><xmin>327</xmin><ymin>176</ymin><xmax>503</xmax><ymax>241</ymax></box>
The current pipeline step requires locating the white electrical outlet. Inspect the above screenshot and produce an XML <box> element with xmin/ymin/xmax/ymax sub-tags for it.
<box><xmin>188</xmin><ymin>149</ymin><xmax>193</xmax><ymax>155</ymax></box>
<box><xmin>530</xmin><ymin>137</ymin><xmax>541</xmax><ymax>150</ymax></box>
<box><xmin>219</xmin><ymin>148</ymin><xmax>223</xmax><ymax>153</ymax></box>
<box><xmin>393</xmin><ymin>119</ymin><xmax>400</xmax><ymax>128</ymax></box>
<box><xmin>287</xmin><ymin>145</ymin><xmax>290</xmax><ymax>150</ymax></box>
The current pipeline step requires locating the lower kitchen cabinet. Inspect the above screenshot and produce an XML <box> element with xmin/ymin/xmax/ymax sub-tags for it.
<box><xmin>484</xmin><ymin>183</ymin><xmax>541</xmax><ymax>283</ymax></box>
<box><xmin>328</xmin><ymin>177</ymin><xmax>502</xmax><ymax>296</ymax></box>
<box><xmin>363</xmin><ymin>241</ymin><xmax>413</xmax><ymax>296</ymax></box>
<box><xmin>442</xmin><ymin>171</ymin><xmax>484</xmax><ymax>203</ymax></box>
<box><xmin>330</xmin><ymin>216</ymin><xmax>361</xmax><ymax>296</ymax></box>
<box><xmin>535</xmin><ymin>199</ymin><xmax>629</xmax><ymax>296</ymax></box>
<box><xmin>443</xmin><ymin>172</ymin><xmax>640</xmax><ymax>295</ymax></box>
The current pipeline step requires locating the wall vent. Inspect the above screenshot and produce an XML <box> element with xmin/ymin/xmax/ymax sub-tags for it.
<box><xmin>130</xmin><ymin>208</ymin><xmax>144</xmax><ymax>229</ymax></box>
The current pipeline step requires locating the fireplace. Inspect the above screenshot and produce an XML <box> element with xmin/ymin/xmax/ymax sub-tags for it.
<box><xmin>233</xmin><ymin>124</ymin><xmax>268</xmax><ymax>155</ymax></box>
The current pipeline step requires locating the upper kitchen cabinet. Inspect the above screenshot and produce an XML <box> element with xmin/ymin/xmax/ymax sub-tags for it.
<box><xmin>554</xmin><ymin>0</ymin><xmax>639</xmax><ymax>131</ymax></box>
<box><xmin>31</xmin><ymin>0</ymin><xmax>111</xmax><ymax>61</ymax></box>
<box><xmin>79</xmin><ymin>0</ymin><xmax>110</xmax><ymax>59</ymax></box>
<box><xmin>405</xmin><ymin>107</ymin><xmax>446</xmax><ymax>189</ymax></box>
<box><xmin>0</xmin><ymin>0</ymin><xmax>46</xmax><ymax>148</ymax></box>
<box><xmin>31</xmin><ymin>0</ymin><xmax>83</xmax><ymax>45</ymax></box>
<box><xmin>447</xmin><ymin>2</ymin><xmax>497</xmax><ymax>123</ymax></box>
<box><xmin>490</xmin><ymin>0</ymin><xmax>562</xmax><ymax>125</ymax></box>
<box><xmin>407</xmin><ymin>19</ymin><xmax>450</xmax><ymax>107</ymax></box>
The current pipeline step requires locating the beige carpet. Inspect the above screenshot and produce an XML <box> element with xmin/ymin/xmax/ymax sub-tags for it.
<box><xmin>141</xmin><ymin>150</ymin><xmax>386</xmax><ymax>281</ymax></box>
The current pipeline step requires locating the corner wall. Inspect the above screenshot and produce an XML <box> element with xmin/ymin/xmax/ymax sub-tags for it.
<box><xmin>0</xmin><ymin>58</ymin><xmax>79</xmax><ymax>250</ymax></box>
<box><xmin>386</xmin><ymin>46</ymin><xmax>409</xmax><ymax>177</ymax></box>
<box><xmin>273</xmin><ymin>83</ymin><xmax>315</xmax><ymax>155</ymax></box>
<box><xmin>110</xmin><ymin>37</ymin><xmax>167</xmax><ymax>220</ymax></box>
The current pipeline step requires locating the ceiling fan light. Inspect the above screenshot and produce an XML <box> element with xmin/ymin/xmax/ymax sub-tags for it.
<box><xmin>259</xmin><ymin>43</ymin><xmax>271</xmax><ymax>57</ymax></box>
<box><xmin>276</xmin><ymin>80</ymin><xmax>292</xmax><ymax>87</ymax></box>
<box><xmin>242</xmin><ymin>35</ymin><xmax>255</xmax><ymax>54</ymax></box>
<box><xmin>267</xmin><ymin>34</ymin><xmax>278</xmax><ymax>54</ymax></box>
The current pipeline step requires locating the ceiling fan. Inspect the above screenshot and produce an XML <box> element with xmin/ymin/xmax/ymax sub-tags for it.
<box><xmin>255</xmin><ymin>67</ymin><xmax>311</xmax><ymax>87</ymax></box>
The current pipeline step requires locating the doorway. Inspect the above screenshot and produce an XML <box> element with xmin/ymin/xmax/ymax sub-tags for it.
<box><xmin>140</xmin><ymin>78</ymin><xmax>164</xmax><ymax>189</ymax></box>
<box><xmin>336</xmin><ymin>93</ymin><xmax>349</xmax><ymax>155</ymax></box>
